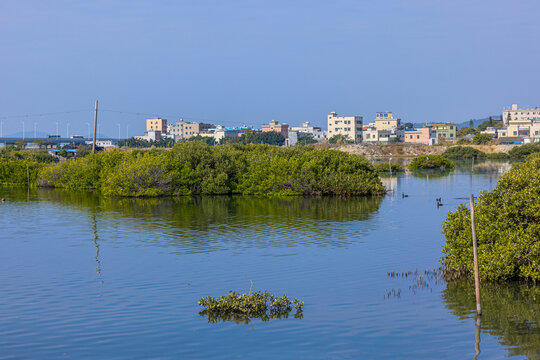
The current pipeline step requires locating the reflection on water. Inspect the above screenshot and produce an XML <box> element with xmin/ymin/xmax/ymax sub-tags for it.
<box><xmin>4</xmin><ymin>188</ymin><xmax>383</xmax><ymax>254</ymax></box>
<box><xmin>443</xmin><ymin>281</ymin><xmax>540</xmax><ymax>359</ymax></box>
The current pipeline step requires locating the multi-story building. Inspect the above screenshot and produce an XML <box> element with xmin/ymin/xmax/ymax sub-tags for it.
<box><xmin>146</xmin><ymin>118</ymin><xmax>167</xmax><ymax>134</ymax></box>
<box><xmin>327</xmin><ymin>112</ymin><xmax>363</xmax><ymax>143</ymax></box>
<box><xmin>167</xmin><ymin>121</ymin><xmax>215</xmax><ymax>140</ymax></box>
<box><xmin>289</xmin><ymin>122</ymin><xmax>326</xmax><ymax>142</ymax></box>
<box><xmin>374</xmin><ymin>112</ymin><xmax>400</xmax><ymax>130</ymax></box>
<box><xmin>426</xmin><ymin>123</ymin><xmax>456</xmax><ymax>141</ymax></box>
<box><xmin>403</xmin><ymin>128</ymin><xmax>432</xmax><ymax>145</ymax></box>
<box><xmin>502</xmin><ymin>104</ymin><xmax>540</xmax><ymax>125</ymax></box>
<box><xmin>262</xmin><ymin>120</ymin><xmax>289</xmax><ymax>139</ymax></box>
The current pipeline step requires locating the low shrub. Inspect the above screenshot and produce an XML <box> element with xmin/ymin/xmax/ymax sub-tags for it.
<box><xmin>442</xmin><ymin>146</ymin><xmax>486</xmax><ymax>160</ymax></box>
<box><xmin>441</xmin><ymin>153</ymin><xmax>540</xmax><ymax>281</ymax></box>
<box><xmin>374</xmin><ymin>163</ymin><xmax>405</xmax><ymax>173</ymax></box>
<box><xmin>486</xmin><ymin>152</ymin><xmax>510</xmax><ymax>160</ymax></box>
<box><xmin>198</xmin><ymin>291</ymin><xmax>303</xmax><ymax>324</ymax></box>
<box><xmin>408</xmin><ymin>155</ymin><xmax>455</xmax><ymax>170</ymax></box>
<box><xmin>508</xmin><ymin>142</ymin><xmax>540</xmax><ymax>160</ymax></box>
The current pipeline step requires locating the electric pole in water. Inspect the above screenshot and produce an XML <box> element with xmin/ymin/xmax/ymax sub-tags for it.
<box><xmin>92</xmin><ymin>100</ymin><xmax>98</xmax><ymax>153</ymax></box>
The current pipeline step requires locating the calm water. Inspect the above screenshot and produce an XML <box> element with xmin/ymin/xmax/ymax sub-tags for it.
<box><xmin>1</xmin><ymin>161</ymin><xmax>539</xmax><ymax>359</ymax></box>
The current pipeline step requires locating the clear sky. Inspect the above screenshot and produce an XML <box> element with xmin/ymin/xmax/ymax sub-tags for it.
<box><xmin>1</xmin><ymin>0</ymin><xmax>538</xmax><ymax>137</ymax></box>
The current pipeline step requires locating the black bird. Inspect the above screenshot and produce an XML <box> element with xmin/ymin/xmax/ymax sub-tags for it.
<box><xmin>436</xmin><ymin>198</ymin><xmax>443</xmax><ymax>207</ymax></box>
<box><xmin>402</xmin><ymin>192</ymin><xmax>408</xmax><ymax>198</ymax></box>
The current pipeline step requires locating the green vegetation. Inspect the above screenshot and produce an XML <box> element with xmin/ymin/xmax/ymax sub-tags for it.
<box><xmin>296</xmin><ymin>133</ymin><xmax>318</xmax><ymax>146</ymax></box>
<box><xmin>476</xmin><ymin>118</ymin><xmax>503</xmax><ymax>132</ymax></box>
<box><xmin>456</xmin><ymin>127</ymin><xmax>476</xmax><ymax>137</ymax></box>
<box><xmin>442</xmin><ymin>153</ymin><xmax>540</xmax><ymax>281</ymax></box>
<box><xmin>221</xmin><ymin>131</ymin><xmax>285</xmax><ymax>146</ymax></box>
<box><xmin>408</xmin><ymin>155</ymin><xmax>455</xmax><ymax>170</ymax></box>
<box><xmin>0</xmin><ymin>159</ymin><xmax>44</xmax><ymax>186</ymax></box>
<box><xmin>328</xmin><ymin>134</ymin><xmax>354</xmax><ymax>144</ymax></box>
<box><xmin>471</xmin><ymin>133</ymin><xmax>493</xmax><ymax>145</ymax></box>
<box><xmin>374</xmin><ymin>163</ymin><xmax>405</xmax><ymax>173</ymax></box>
<box><xmin>508</xmin><ymin>142</ymin><xmax>540</xmax><ymax>160</ymax></box>
<box><xmin>0</xmin><ymin>147</ymin><xmax>57</xmax><ymax>163</ymax></box>
<box><xmin>443</xmin><ymin>281</ymin><xmax>540</xmax><ymax>359</ymax></box>
<box><xmin>442</xmin><ymin>146</ymin><xmax>486</xmax><ymax>160</ymax></box>
<box><xmin>486</xmin><ymin>152</ymin><xmax>510</xmax><ymax>160</ymax></box>
<box><xmin>35</xmin><ymin>143</ymin><xmax>385</xmax><ymax>197</ymax></box>
<box><xmin>198</xmin><ymin>291</ymin><xmax>303</xmax><ymax>324</ymax></box>
<box><xmin>118</xmin><ymin>137</ymin><xmax>176</xmax><ymax>148</ymax></box>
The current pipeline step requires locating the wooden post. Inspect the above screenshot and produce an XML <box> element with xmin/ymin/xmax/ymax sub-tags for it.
<box><xmin>470</xmin><ymin>194</ymin><xmax>481</xmax><ymax>315</ymax></box>
<box><xmin>92</xmin><ymin>100</ymin><xmax>98</xmax><ymax>153</ymax></box>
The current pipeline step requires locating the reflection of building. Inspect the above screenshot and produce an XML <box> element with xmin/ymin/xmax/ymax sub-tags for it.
<box><xmin>327</xmin><ymin>112</ymin><xmax>363</xmax><ymax>143</ymax></box>
<box><xmin>262</xmin><ymin>120</ymin><xmax>289</xmax><ymax>139</ymax></box>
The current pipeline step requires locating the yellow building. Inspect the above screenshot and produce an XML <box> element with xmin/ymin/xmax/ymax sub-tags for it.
<box><xmin>374</xmin><ymin>112</ymin><xmax>400</xmax><ymax>130</ymax></box>
<box><xmin>146</xmin><ymin>118</ymin><xmax>168</xmax><ymax>134</ymax></box>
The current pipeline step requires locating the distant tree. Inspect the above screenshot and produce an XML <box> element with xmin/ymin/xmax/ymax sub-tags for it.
<box><xmin>241</xmin><ymin>131</ymin><xmax>285</xmax><ymax>146</ymax></box>
<box><xmin>297</xmin><ymin>133</ymin><xmax>318</xmax><ymax>146</ymax></box>
<box><xmin>469</xmin><ymin>119</ymin><xmax>474</xmax><ymax>128</ymax></box>
<box><xmin>400</xmin><ymin>122</ymin><xmax>414</xmax><ymax>130</ymax></box>
<box><xmin>76</xmin><ymin>144</ymin><xmax>92</xmax><ymax>157</ymax></box>
<box><xmin>472</xmin><ymin>133</ymin><xmax>493</xmax><ymax>145</ymax></box>
<box><xmin>186</xmin><ymin>135</ymin><xmax>216</xmax><ymax>146</ymax></box>
<box><xmin>489</xmin><ymin>116</ymin><xmax>493</xmax><ymax>126</ymax></box>
<box><xmin>328</xmin><ymin>134</ymin><xmax>353</xmax><ymax>144</ymax></box>
<box><xmin>457</xmin><ymin>127</ymin><xmax>476</xmax><ymax>137</ymax></box>
<box><xmin>15</xmin><ymin>140</ymin><xmax>27</xmax><ymax>149</ymax></box>
<box><xmin>477</xmin><ymin>120</ymin><xmax>503</xmax><ymax>132</ymax></box>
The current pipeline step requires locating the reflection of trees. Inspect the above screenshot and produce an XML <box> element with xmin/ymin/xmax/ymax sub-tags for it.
<box><xmin>4</xmin><ymin>188</ymin><xmax>383</xmax><ymax>253</ymax></box>
<box><xmin>443</xmin><ymin>281</ymin><xmax>540</xmax><ymax>359</ymax></box>
<box><xmin>409</xmin><ymin>169</ymin><xmax>453</xmax><ymax>179</ymax></box>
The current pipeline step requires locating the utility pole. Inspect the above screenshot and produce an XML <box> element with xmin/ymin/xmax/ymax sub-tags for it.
<box><xmin>126</xmin><ymin>125</ymin><xmax>129</xmax><ymax>139</ymax></box>
<box><xmin>469</xmin><ymin>194</ymin><xmax>482</xmax><ymax>315</ymax></box>
<box><xmin>92</xmin><ymin>100</ymin><xmax>98</xmax><ymax>153</ymax></box>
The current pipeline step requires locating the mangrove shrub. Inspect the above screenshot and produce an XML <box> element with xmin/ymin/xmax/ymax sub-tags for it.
<box><xmin>441</xmin><ymin>153</ymin><xmax>540</xmax><ymax>281</ymax></box>
<box><xmin>408</xmin><ymin>155</ymin><xmax>455</xmax><ymax>170</ymax></box>
<box><xmin>442</xmin><ymin>146</ymin><xmax>486</xmax><ymax>160</ymax></box>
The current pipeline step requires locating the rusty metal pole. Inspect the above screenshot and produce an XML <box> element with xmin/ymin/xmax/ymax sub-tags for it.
<box><xmin>470</xmin><ymin>194</ymin><xmax>482</xmax><ymax>315</ymax></box>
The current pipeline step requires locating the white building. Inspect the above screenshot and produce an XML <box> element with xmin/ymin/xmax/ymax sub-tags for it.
<box><xmin>289</xmin><ymin>122</ymin><xmax>326</xmax><ymax>142</ymax></box>
<box><xmin>327</xmin><ymin>112</ymin><xmax>363</xmax><ymax>143</ymax></box>
<box><xmin>502</xmin><ymin>104</ymin><xmax>540</xmax><ymax>125</ymax></box>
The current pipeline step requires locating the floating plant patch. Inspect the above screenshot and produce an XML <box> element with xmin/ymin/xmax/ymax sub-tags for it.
<box><xmin>198</xmin><ymin>291</ymin><xmax>304</xmax><ymax>324</ymax></box>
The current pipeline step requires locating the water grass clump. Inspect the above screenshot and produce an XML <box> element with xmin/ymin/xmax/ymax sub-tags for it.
<box><xmin>408</xmin><ymin>155</ymin><xmax>455</xmax><ymax>170</ymax></box>
<box><xmin>198</xmin><ymin>291</ymin><xmax>304</xmax><ymax>324</ymax></box>
<box><xmin>374</xmin><ymin>163</ymin><xmax>404</xmax><ymax>174</ymax></box>
<box><xmin>442</xmin><ymin>146</ymin><xmax>486</xmax><ymax>160</ymax></box>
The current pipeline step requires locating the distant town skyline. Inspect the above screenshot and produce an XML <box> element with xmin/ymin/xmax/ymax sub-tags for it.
<box><xmin>1</xmin><ymin>1</ymin><xmax>539</xmax><ymax>137</ymax></box>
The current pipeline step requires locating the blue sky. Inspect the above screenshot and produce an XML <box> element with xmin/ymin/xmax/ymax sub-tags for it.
<box><xmin>1</xmin><ymin>0</ymin><xmax>538</xmax><ymax>137</ymax></box>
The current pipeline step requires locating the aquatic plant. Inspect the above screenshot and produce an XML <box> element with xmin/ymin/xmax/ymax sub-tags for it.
<box><xmin>374</xmin><ymin>163</ymin><xmax>405</xmax><ymax>173</ymax></box>
<box><xmin>408</xmin><ymin>155</ymin><xmax>455</xmax><ymax>170</ymax></box>
<box><xmin>442</xmin><ymin>153</ymin><xmax>540</xmax><ymax>281</ymax></box>
<box><xmin>442</xmin><ymin>146</ymin><xmax>486</xmax><ymax>160</ymax></box>
<box><xmin>198</xmin><ymin>291</ymin><xmax>304</xmax><ymax>324</ymax></box>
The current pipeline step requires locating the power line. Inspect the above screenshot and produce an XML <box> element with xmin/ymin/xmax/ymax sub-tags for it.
<box><xmin>0</xmin><ymin>110</ymin><xmax>92</xmax><ymax>120</ymax></box>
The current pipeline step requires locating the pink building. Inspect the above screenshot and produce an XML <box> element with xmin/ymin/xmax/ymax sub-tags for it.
<box><xmin>262</xmin><ymin>120</ymin><xmax>289</xmax><ymax>138</ymax></box>
<box><xmin>404</xmin><ymin>128</ymin><xmax>431</xmax><ymax>145</ymax></box>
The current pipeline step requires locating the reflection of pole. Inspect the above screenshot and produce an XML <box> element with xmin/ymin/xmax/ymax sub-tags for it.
<box><xmin>473</xmin><ymin>316</ymin><xmax>481</xmax><ymax>360</ymax></box>
<box><xmin>92</xmin><ymin>100</ymin><xmax>98</xmax><ymax>153</ymax></box>
<box><xmin>470</xmin><ymin>194</ymin><xmax>481</xmax><ymax>315</ymax></box>
<box><xmin>92</xmin><ymin>213</ymin><xmax>103</xmax><ymax>284</ymax></box>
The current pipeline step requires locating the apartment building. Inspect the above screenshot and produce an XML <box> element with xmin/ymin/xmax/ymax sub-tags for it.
<box><xmin>502</xmin><ymin>104</ymin><xmax>540</xmax><ymax>125</ymax></box>
<box><xmin>262</xmin><ymin>120</ymin><xmax>289</xmax><ymax>139</ymax></box>
<box><xmin>426</xmin><ymin>123</ymin><xmax>456</xmax><ymax>140</ymax></box>
<box><xmin>327</xmin><ymin>112</ymin><xmax>363</xmax><ymax>143</ymax></box>
<box><xmin>374</xmin><ymin>112</ymin><xmax>400</xmax><ymax>130</ymax></box>
<box><xmin>168</xmin><ymin>121</ymin><xmax>215</xmax><ymax>140</ymax></box>
<box><xmin>403</xmin><ymin>128</ymin><xmax>432</xmax><ymax>145</ymax></box>
<box><xmin>289</xmin><ymin>121</ymin><xmax>326</xmax><ymax>142</ymax></box>
<box><xmin>146</xmin><ymin>118</ymin><xmax>167</xmax><ymax>134</ymax></box>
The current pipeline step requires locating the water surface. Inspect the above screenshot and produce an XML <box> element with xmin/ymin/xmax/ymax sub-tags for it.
<box><xmin>1</xmin><ymin>162</ymin><xmax>538</xmax><ymax>359</ymax></box>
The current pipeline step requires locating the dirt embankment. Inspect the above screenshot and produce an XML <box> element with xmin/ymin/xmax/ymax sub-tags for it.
<box><xmin>335</xmin><ymin>143</ymin><xmax>515</xmax><ymax>157</ymax></box>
